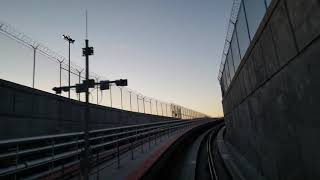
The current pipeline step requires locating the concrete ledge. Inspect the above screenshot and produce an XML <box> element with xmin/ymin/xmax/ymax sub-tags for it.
<box><xmin>216</xmin><ymin>127</ymin><xmax>266</xmax><ymax>180</ymax></box>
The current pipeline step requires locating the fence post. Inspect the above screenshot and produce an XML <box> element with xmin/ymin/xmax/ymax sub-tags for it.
<box><xmin>120</xmin><ymin>87</ymin><xmax>123</xmax><ymax>109</ymax></box>
<box><xmin>161</xmin><ymin>103</ymin><xmax>163</xmax><ymax>116</ymax></box>
<box><xmin>32</xmin><ymin>46</ymin><xmax>38</xmax><ymax>88</ymax></box>
<box><xmin>96</xmin><ymin>77</ymin><xmax>99</xmax><ymax>104</ymax></box>
<box><xmin>143</xmin><ymin>97</ymin><xmax>146</xmax><ymax>113</ymax></box>
<box><xmin>150</xmin><ymin>100</ymin><xmax>152</xmax><ymax>114</ymax></box>
<box><xmin>165</xmin><ymin>104</ymin><xmax>168</xmax><ymax>116</ymax></box>
<box><xmin>129</xmin><ymin>91</ymin><xmax>132</xmax><ymax>111</ymax></box>
<box><xmin>156</xmin><ymin>101</ymin><xmax>158</xmax><ymax>115</ymax></box>
<box><xmin>59</xmin><ymin>60</ymin><xmax>63</xmax><ymax>88</ymax></box>
<box><xmin>137</xmin><ymin>95</ymin><xmax>139</xmax><ymax>113</ymax></box>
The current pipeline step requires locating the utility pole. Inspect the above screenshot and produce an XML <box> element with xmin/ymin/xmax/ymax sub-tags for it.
<box><xmin>83</xmin><ymin>38</ymin><xmax>90</xmax><ymax>180</ymax></box>
<box><xmin>52</xmin><ymin>13</ymin><xmax>129</xmax><ymax>180</ymax></box>
<box><xmin>82</xmin><ymin>11</ymin><xmax>91</xmax><ymax>180</ymax></box>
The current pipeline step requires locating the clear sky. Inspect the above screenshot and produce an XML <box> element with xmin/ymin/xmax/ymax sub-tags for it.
<box><xmin>0</xmin><ymin>0</ymin><xmax>232</xmax><ymax>117</ymax></box>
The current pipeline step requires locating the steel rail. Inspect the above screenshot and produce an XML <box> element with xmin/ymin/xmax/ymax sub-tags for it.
<box><xmin>0</xmin><ymin>121</ymin><xmax>189</xmax><ymax>161</ymax></box>
<box><xmin>0</xmin><ymin>120</ymin><xmax>185</xmax><ymax>146</ymax></box>
<box><xmin>207</xmin><ymin>127</ymin><xmax>220</xmax><ymax>180</ymax></box>
<box><xmin>0</xmin><ymin>120</ymin><xmax>200</xmax><ymax>179</ymax></box>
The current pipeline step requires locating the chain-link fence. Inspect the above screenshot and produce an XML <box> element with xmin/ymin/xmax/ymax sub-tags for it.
<box><xmin>0</xmin><ymin>21</ymin><xmax>206</xmax><ymax>119</ymax></box>
<box><xmin>218</xmin><ymin>0</ymin><xmax>272</xmax><ymax>94</ymax></box>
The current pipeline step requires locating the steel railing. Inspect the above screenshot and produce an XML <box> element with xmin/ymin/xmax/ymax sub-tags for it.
<box><xmin>0</xmin><ymin>119</ymin><xmax>205</xmax><ymax>179</ymax></box>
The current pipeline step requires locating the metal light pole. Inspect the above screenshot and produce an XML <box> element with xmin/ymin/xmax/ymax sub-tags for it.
<box><xmin>63</xmin><ymin>35</ymin><xmax>75</xmax><ymax>98</ymax></box>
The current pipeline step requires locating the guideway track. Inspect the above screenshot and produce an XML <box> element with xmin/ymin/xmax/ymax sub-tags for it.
<box><xmin>206</xmin><ymin>125</ymin><xmax>221</xmax><ymax>180</ymax></box>
<box><xmin>140</xmin><ymin>119</ymin><xmax>226</xmax><ymax>180</ymax></box>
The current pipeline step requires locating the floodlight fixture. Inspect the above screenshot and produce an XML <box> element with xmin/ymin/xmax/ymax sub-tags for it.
<box><xmin>75</xmin><ymin>84</ymin><xmax>87</xmax><ymax>93</ymax></box>
<box><xmin>52</xmin><ymin>87</ymin><xmax>62</xmax><ymax>94</ymax></box>
<box><xmin>82</xmin><ymin>46</ymin><xmax>94</xmax><ymax>56</ymax></box>
<box><xmin>63</xmin><ymin>35</ymin><xmax>75</xmax><ymax>43</ymax></box>
<box><xmin>115</xmin><ymin>79</ymin><xmax>128</xmax><ymax>86</ymax></box>
<box><xmin>83</xmin><ymin>79</ymin><xmax>95</xmax><ymax>88</ymax></box>
<box><xmin>100</xmin><ymin>80</ymin><xmax>110</xmax><ymax>90</ymax></box>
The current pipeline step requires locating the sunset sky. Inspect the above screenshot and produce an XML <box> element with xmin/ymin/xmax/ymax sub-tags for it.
<box><xmin>0</xmin><ymin>0</ymin><xmax>233</xmax><ymax>117</ymax></box>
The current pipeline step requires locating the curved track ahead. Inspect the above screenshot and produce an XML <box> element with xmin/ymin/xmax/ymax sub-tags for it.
<box><xmin>143</xmin><ymin>120</ymin><xmax>231</xmax><ymax>180</ymax></box>
<box><xmin>196</xmin><ymin>123</ymin><xmax>226</xmax><ymax>180</ymax></box>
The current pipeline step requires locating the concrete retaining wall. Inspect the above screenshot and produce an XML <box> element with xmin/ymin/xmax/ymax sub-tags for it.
<box><xmin>222</xmin><ymin>0</ymin><xmax>320</xmax><ymax>179</ymax></box>
<box><xmin>0</xmin><ymin>79</ymin><xmax>177</xmax><ymax>140</ymax></box>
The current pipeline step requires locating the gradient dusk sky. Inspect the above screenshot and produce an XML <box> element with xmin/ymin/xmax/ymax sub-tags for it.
<box><xmin>0</xmin><ymin>0</ymin><xmax>232</xmax><ymax>117</ymax></box>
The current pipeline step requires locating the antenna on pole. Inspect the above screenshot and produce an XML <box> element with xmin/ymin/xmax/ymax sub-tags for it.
<box><xmin>85</xmin><ymin>10</ymin><xmax>88</xmax><ymax>39</ymax></box>
<box><xmin>82</xmin><ymin>9</ymin><xmax>94</xmax><ymax>180</ymax></box>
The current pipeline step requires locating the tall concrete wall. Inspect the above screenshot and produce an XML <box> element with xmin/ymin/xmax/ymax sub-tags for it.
<box><xmin>222</xmin><ymin>0</ymin><xmax>320</xmax><ymax>179</ymax></box>
<box><xmin>0</xmin><ymin>79</ymin><xmax>177</xmax><ymax>140</ymax></box>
